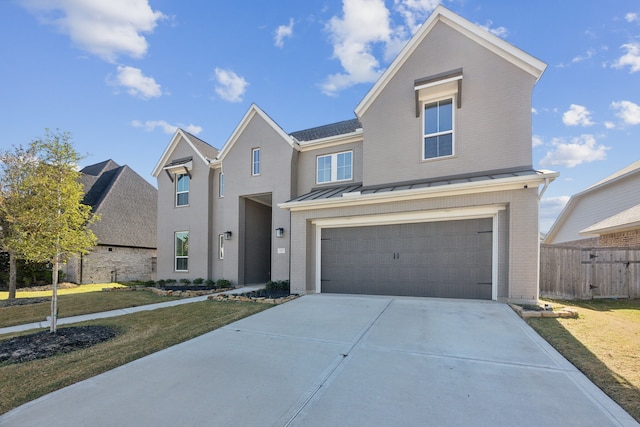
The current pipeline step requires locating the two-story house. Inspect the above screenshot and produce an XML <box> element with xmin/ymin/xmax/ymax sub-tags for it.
<box><xmin>152</xmin><ymin>6</ymin><xmax>557</xmax><ymax>304</ymax></box>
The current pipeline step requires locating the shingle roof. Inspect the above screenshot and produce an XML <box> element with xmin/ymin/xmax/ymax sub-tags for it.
<box><xmin>290</xmin><ymin>118</ymin><xmax>361</xmax><ymax>142</ymax></box>
<box><xmin>181</xmin><ymin>129</ymin><xmax>219</xmax><ymax>160</ymax></box>
<box><xmin>80</xmin><ymin>160</ymin><xmax>157</xmax><ymax>248</ymax></box>
<box><xmin>580</xmin><ymin>203</ymin><xmax>640</xmax><ymax>235</ymax></box>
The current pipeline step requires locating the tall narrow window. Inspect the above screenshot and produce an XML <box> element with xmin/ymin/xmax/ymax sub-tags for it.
<box><xmin>176</xmin><ymin>173</ymin><xmax>189</xmax><ymax>206</ymax></box>
<box><xmin>423</xmin><ymin>98</ymin><xmax>453</xmax><ymax>160</ymax></box>
<box><xmin>218</xmin><ymin>234</ymin><xmax>225</xmax><ymax>260</ymax></box>
<box><xmin>219</xmin><ymin>172</ymin><xmax>224</xmax><ymax>197</ymax></box>
<box><xmin>252</xmin><ymin>148</ymin><xmax>261</xmax><ymax>176</ymax></box>
<box><xmin>175</xmin><ymin>231</ymin><xmax>189</xmax><ymax>271</ymax></box>
<box><xmin>316</xmin><ymin>151</ymin><xmax>353</xmax><ymax>184</ymax></box>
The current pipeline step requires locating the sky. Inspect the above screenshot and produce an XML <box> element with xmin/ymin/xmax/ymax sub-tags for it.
<box><xmin>1</xmin><ymin>0</ymin><xmax>639</xmax><ymax>232</ymax></box>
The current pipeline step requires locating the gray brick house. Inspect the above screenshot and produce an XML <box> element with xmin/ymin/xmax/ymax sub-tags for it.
<box><xmin>153</xmin><ymin>6</ymin><xmax>557</xmax><ymax>304</ymax></box>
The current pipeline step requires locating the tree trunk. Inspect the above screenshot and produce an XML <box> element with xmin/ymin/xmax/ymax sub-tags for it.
<box><xmin>50</xmin><ymin>257</ymin><xmax>59</xmax><ymax>333</ymax></box>
<box><xmin>8</xmin><ymin>250</ymin><xmax>17</xmax><ymax>300</ymax></box>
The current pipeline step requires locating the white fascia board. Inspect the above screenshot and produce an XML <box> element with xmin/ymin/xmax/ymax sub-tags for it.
<box><xmin>214</xmin><ymin>104</ymin><xmax>297</xmax><ymax>164</ymax></box>
<box><xmin>296</xmin><ymin>129</ymin><xmax>363</xmax><ymax>152</ymax></box>
<box><xmin>279</xmin><ymin>171</ymin><xmax>558</xmax><ymax>212</ymax></box>
<box><xmin>355</xmin><ymin>5</ymin><xmax>546</xmax><ymax>118</ymax></box>
<box><xmin>151</xmin><ymin>129</ymin><xmax>209</xmax><ymax>177</ymax></box>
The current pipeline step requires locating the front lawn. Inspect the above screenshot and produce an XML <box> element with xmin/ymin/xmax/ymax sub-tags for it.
<box><xmin>527</xmin><ymin>298</ymin><xmax>640</xmax><ymax>422</ymax></box>
<box><xmin>0</xmin><ymin>282</ymin><xmax>125</xmax><ymax>299</ymax></box>
<box><xmin>0</xmin><ymin>300</ymin><xmax>272</xmax><ymax>414</ymax></box>
<box><xmin>0</xmin><ymin>290</ymin><xmax>181</xmax><ymax>328</ymax></box>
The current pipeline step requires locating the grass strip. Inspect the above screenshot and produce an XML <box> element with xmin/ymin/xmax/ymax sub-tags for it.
<box><xmin>0</xmin><ymin>291</ymin><xmax>181</xmax><ymax>328</ymax></box>
<box><xmin>0</xmin><ymin>299</ymin><xmax>272</xmax><ymax>414</ymax></box>
<box><xmin>527</xmin><ymin>298</ymin><xmax>640</xmax><ymax>422</ymax></box>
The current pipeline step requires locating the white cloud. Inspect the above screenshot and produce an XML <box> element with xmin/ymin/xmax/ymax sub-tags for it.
<box><xmin>611</xmin><ymin>100</ymin><xmax>640</xmax><ymax>125</ymax></box>
<box><xmin>562</xmin><ymin>104</ymin><xmax>594</xmax><ymax>126</ymax></box>
<box><xmin>113</xmin><ymin>65</ymin><xmax>162</xmax><ymax>99</ymax></box>
<box><xmin>19</xmin><ymin>0</ymin><xmax>165</xmax><ymax>62</ymax></box>
<box><xmin>212</xmin><ymin>68</ymin><xmax>248</xmax><ymax>103</ymax></box>
<box><xmin>571</xmin><ymin>48</ymin><xmax>595</xmax><ymax>64</ymax></box>
<box><xmin>476</xmin><ymin>20</ymin><xmax>508</xmax><ymax>38</ymax></box>
<box><xmin>322</xmin><ymin>0</ymin><xmax>394</xmax><ymax>95</ymax></box>
<box><xmin>532</xmin><ymin>135</ymin><xmax>543</xmax><ymax>147</ymax></box>
<box><xmin>274</xmin><ymin>18</ymin><xmax>294</xmax><ymax>48</ymax></box>
<box><xmin>540</xmin><ymin>196</ymin><xmax>571</xmax><ymax>233</ymax></box>
<box><xmin>625</xmin><ymin>12</ymin><xmax>638</xmax><ymax>23</ymax></box>
<box><xmin>539</xmin><ymin>135</ymin><xmax>609</xmax><ymax>168</ymax></box>
<box><xmin>394</xmin><ymin>0</ymin><xmax>440</xmax><ymax>34</ymax></box>
<box><xmin>613</xmin><ymin>42</ymin><xmax>640</xmax><ymax>72</ymax></box>
<box><xmin>131</xmin><ymin>120</ymin><xmax>202</xmax><ymax>135</ymax></box>
<box><xmin>604</xmin><ymin>121</ymin><xmax>616</xmax><ymax>129</ymax></box>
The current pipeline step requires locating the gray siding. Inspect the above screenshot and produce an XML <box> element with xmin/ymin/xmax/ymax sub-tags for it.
<box><xmin>361</xmin><ymin>22</ymin><xmax>535</xmax><ymax>187</ymax></box>
<box><xmin>296</xmin><ymin>141</ymin><xmax>364</xmax><ymax>195</ymax></box>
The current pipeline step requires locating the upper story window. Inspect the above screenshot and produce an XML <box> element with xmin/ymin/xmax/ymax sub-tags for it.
<box><xmin>423</xmin><ymin>98</ymin><xmax>453</xmax><ymax>160</ymax></box>
<box><xmin>252</xmin><ymin>148</ymin><xmax>260</xmax><ymax>176</ymax></box>
<box><xmin>219</xmin><ymin>172</ymin><xmax>224</xmax><ymax>197</ymax></box>
<box><xmin>317</xmin><ymin>151</ymin><xmax>353</xmax><ymax>184</ymax></box>
<box><xmin>176</xmin><ymin>173</ymin><xmax>190</xmax><ymax>206</ymax></box>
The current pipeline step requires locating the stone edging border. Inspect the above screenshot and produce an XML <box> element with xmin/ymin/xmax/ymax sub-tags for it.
<box><xmin>208</xmin><ymin>294</ymin><xmax>299</xmax><ymax>305</ymax></box>
<box><xmin>509</xmin><ymin>303</ymin><xmax>578</xmax><ymax>319</ymax></box>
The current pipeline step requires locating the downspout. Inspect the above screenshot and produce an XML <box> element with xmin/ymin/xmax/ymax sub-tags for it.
<box><xmin>538</xmin><ymin>177</ymin><xmax>551</xmax><ymax>200</ymax></box>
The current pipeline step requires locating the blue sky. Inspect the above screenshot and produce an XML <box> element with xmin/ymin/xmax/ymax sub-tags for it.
<box><xmin>1</xmin><ymin>0</ymin><xmax>639</xmax><ymax>232</ymax></box>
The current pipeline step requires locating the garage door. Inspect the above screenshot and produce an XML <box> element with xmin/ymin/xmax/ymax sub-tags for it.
<box><xmin>320</xmin><ymin>218</ymin><xmax>492</xmax><ymax>299</ymax></box>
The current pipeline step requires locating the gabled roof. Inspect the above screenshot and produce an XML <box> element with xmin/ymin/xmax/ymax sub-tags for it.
<box><xmin>355</xmin><ymin>5</ymin><xmax>546</xmax><ymax>118</ymax></box>
<box><xmin>290</xmin><ymin>118</ymin><xmax>362</xmax><ymax>142</ymax></box>
<box><xmin>580</xmin><ymin>203</ymin><xmax>640</xmax><ymax>236</ymax></box>
<box><xmin>151</xmin><ymin>129</ymin><xmax>219</xmax><ymax>177</ymax></box>
<box><xmin>80</xmin><ymin>160</ymin><xmax>157</xmax><ymax>248</ymax></box>
<box><xmin>545</xmin><ymin>160</ymin><xmax>640</xmax><ymax>243</ymax></box>
<box><xmin>211</xmin><ymin>104</ymin><xmax>295</xmax><ymax>165</ymax></box>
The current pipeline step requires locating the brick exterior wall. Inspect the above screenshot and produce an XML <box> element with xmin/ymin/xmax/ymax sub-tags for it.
<box><xmin>64</xmin><ymin>245</ymin><xmax>157</xmax><ymax>284</ymax></box>
<box><xmin>600</xmin><ymin>229</ymin><xmax>640</xmax><ymax>247</ymax></box>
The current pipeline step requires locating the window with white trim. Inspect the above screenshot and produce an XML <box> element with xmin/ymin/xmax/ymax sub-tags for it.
<box><xmin>219</xmin><ymin>172</ymin><xmax>224</xmax><ymax>197</ymax></box>
<box><xmin>218</xmin><ymin>234</ymin><xmax>224</xmax><ymax>260</ymax></box>
<box><xmin>176</xmin><ymin>173</ymin><xmax>189</xmax><ymax>206</ymax></box>
<box><xmin>175</xmin><ymin>231</ymin><xmax>189</xmax><ymax>271</ymax></box>
<box><xmin>252</xmin><ymin>148</ymin><xmax>260</xmax><ymax>176</ymax></box>
<box><xmin>316</xmin><ymin>151</ymin><xmax>353</xmax><ymax>184</ymax></box>
<box><xmin>423</xmin><ymin>98</ymin><xmax>453</xmax><ymax>160</ymax></box>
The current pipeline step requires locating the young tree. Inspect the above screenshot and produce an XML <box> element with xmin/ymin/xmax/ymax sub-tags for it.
<box><xmin>6</xmin><ymin>130</ymin><xmax>97</xmax><ymax>332</ymax></box>
<box><xmin>0</xmin><ymin>144</ymin><xmax>39</xmax><ymax>299</ymax></box>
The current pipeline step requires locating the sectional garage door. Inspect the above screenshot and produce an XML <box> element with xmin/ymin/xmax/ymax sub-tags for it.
<box><xmin>320</xmin><ymin>218</ymin><xmax>493</xmax><ymax>299</ymax></box>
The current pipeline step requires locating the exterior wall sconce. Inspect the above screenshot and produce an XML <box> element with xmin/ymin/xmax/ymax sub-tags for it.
<box><xmin>275</xmin><ymin>227</ymin><xmax>284</xmax><ymax>238</ymax></box>
<box><xmin>224</xmin><ymin>231</ymin><xmax>232</xmax><ymax>240</ymax></box>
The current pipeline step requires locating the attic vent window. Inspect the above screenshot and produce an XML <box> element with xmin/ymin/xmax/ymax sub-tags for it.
<box><xmin>414</xmin><ymin>68</ymin><xmax>462</xmax><ymax>117</ymax></box>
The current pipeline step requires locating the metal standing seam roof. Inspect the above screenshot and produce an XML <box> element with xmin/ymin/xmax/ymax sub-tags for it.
<box><xmin>287</xmin><ymin>168</ymin><xmax>544</xmax><ymax>203</ymax></box>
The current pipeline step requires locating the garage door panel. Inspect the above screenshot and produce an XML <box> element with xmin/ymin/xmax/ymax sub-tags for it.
<box><xmin>321</xmin><ymin>218</ymin><xmax>493</xmax><ymax>299</ymax></box>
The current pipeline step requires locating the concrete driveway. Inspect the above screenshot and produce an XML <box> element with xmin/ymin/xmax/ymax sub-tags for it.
<box><xmin>1</xmin><ymin>295</ymin><xmax>637</xmax><ymax>426</ymax></box>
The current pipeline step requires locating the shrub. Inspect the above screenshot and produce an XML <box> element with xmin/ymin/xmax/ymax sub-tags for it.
<box><xmin>156</xmin><ymin>279</ymin><xmax>166</xmax><ymax>287</ymax></box>
<box><xmin>165</xmin><ymin>279</ymin><xmax>176</xmax><ymax>285</ymax></box>
<box><xmin>265</xmin><ymin>280</ymin><xmax>290</xmax><ymax>292</ymax></box>
<box><xmin>179</xmin><ymin>278</ymin><xmax>191</xmax><ymax>285</ymax></box>
<box><xmin>193</xmin><ymin>278</ymin><xmax>204</xmax><ymax>285</ymax></box>
<box><xmin>204</xmin><ymin>279</ymin><xmax>215</xmax><ymax>289</ymax></box>
<box><xmin>144</xmin><ymin>280</ymin><xmax>156</xmax><ymax>287</ymax></box>
<box><xmin>216</xmin><ymin>279</ymin><xmax>231</xmax><ymax>289</ymax></box>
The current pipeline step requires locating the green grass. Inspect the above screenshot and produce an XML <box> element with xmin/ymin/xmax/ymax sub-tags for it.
<box><xmin>0</xmin><ymin>291</ymin><xmax>181</xmax><ymax>328</ymax></box>
<box><xmin>0</xmin><ymin>300</ymin><xmax>272</xmax><ymax>414</ymax></box>
<box><xmin>527</xmin><ymin>298</ymin><xmax>640</xmax><ymax>422</ymax></box>
<box><xmin>0</xmin><ymin>283</ymin><xmax>126</xmax><ymax>299</ymax></box>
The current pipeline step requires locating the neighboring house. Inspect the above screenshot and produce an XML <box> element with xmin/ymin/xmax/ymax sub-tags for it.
<box><xmin>63</xmin><ymin>160</ymin><xmax>157</xmax><ymax>284</ymax></box>
<box><xmin>153</xmin><ymin>6</ymin><xmax>557</xmax><ymax>304</ymax></box>
<box><xmin>544</xmin><ymin>160</ymin><xmax>640</xmax><ymax>247</ymax></box>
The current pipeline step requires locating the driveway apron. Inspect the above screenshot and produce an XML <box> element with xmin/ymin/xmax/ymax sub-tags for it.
<box><xmin>1</xmin><ymin>294</ymin><xmax>637</xmax><ymax>426</ymax></box>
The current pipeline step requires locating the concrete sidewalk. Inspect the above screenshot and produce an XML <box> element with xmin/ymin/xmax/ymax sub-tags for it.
<box><xmin>0</xmin><ymin>285</ymin><xmax>265</xmax><ymax>335</ymax></box>
<box><xmin>1</xmin><ymin>294</ymin><xmax>637</xmax><ymax>426</ymax></box>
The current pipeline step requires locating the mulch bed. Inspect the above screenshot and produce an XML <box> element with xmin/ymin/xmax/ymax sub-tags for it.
<box><xmin>0</xmin><ymin>297</ymin><xmax>51</xmax><ymax>308</ymax></box>
<box><xmin>0</xmin><ymin>326</ymin><xmax>117</xmax><ymax>364</ymax></box>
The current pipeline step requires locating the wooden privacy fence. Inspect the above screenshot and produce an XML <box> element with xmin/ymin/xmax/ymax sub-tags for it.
<box><xmin>540</xmin><ymin>245</ymin><xmax>640</xmax><ymax>299</ymax></box>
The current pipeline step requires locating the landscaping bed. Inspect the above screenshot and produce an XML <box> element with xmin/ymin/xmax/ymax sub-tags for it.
<box><xmin>210</xmin><ymin>289</ymin><xmax>298</xmax><ymax>304</ymax></box>
<box><xmin>0</xmin><ymin>325</ymin><xmax>117</xmax><ymax>364</ymax></box>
